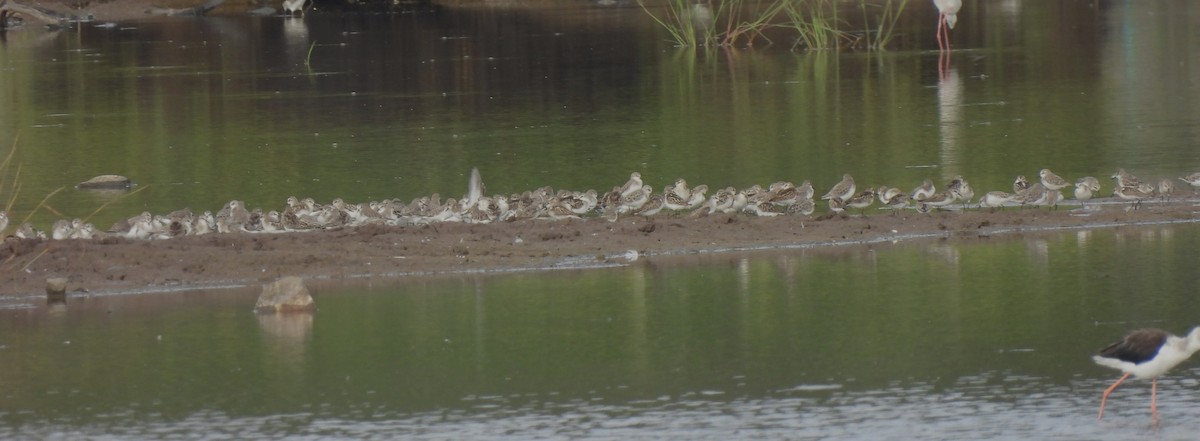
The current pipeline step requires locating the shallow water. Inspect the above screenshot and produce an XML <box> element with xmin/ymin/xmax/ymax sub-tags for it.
<box><xmin>3</xmin><ymin>225</ymin><xmax>1200</xmax><ymax>439</ymax></box>
<box><xmin>2</xmin><ymin>1</ymin><xmax>1200</xmax><ymax>227</ymax></box>
<box><xmin>4</xmin><ymin>1</ymin><xmax>1200</xmax><ymax>438</ymax></box>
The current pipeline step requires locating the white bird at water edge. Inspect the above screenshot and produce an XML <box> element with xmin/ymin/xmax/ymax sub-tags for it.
<box><xmin>934</xmin><ymin>0</ymin><xmax>962</xmax><ymax>51</ymax></box>
<box><xmin>283</xmin><ymin>0</ymin><xmax>306</xmax><ymax>15</ymax></box>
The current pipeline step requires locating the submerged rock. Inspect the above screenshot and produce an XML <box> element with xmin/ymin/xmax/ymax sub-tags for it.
<box><xmin>46</xmin><ymin>277</ymin><xmax>68</xmax><ymax>304</ymax></box>
<box><xmin>76</xmin><ymin>175</ymin><xmax>133</xmax><ymax>190</ymax></box>
<box><xmin>255</xmin><ymin>276</ymin><xmax>315</xmax><ymax>313</ymax></box>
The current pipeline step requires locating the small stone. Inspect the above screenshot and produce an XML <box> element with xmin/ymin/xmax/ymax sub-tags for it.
<box><xmin>76</xmin><ymin>175</ymin><xmax>133</xmax><ymax>190</ymax></box>
<box><xmin>46</xmin><ymin>277</ymin><xmax>68</xmax><ymax>304</ymax></box>
<box><xmin>255</xmin><ymin>276</ymin><xmax>315</xmax><ymax>313</ymax></box>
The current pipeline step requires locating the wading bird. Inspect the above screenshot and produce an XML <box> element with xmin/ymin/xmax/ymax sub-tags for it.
<box><xmin>934</xmin><ymin>0</ymin><xmax>962</xmax><ymax>51</ymax></box>
<box><xmin>1093</xmin><ymin>327</ymin><xmax>1200</xmax><ymax>425</ymax></box>
<box><xmin>283</xmin><ymin>0</ymin><xmax>306</xmax><ymax>16</ymax></box>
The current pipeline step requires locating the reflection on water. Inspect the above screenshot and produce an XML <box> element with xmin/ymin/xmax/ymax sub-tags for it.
<box><xmin>3</xmin><ymin>225</ymin><xmax>1200</xmax><ymax>438</ymax></box>
<box><xmin>937</xmin><ymin>64</ymin><xmax>962</xmax><ymax>179</ymax></box>
<box><xmin>256</xmin><ymin>312</ymin><xmax>313</xmax><ymax>365</ymax></box>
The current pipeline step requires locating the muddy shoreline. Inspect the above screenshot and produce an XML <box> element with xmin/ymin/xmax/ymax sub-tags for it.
<box><xmin>3</xmin><ymin>198</ymin><xmax>1198</xmax><ymax>299</ymax></box>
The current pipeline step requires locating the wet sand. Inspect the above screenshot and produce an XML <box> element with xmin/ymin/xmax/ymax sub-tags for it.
<box><xmin>3</xmin><ymin>198</ymin><xmax>1198</xmax><ymax>298</ymax></box>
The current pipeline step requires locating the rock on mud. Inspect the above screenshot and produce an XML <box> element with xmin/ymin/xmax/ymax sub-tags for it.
<box><xmin>255</xmin><ymin>276</ymin><xmax>315</xmax><ymax>313</ymax></box>
<box><xmin>76</xmin><ymin>175</ymin><xmax>133</xmax><ymax>190</ymax></box>
<box><xmin>46</xmin><ymin>277</ymin><xmax>68</xmax><ymax>303</ymax></box>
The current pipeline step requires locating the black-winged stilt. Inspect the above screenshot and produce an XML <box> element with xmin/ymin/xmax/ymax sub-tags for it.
<box><xmin>1093</xmin><ymin>327</ymin><xmax>1200</xmax><ymax>424</ymax></box>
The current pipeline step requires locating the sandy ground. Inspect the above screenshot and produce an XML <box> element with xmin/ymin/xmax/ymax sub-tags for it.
<box><xmin>3</xmin><ymin>198</ymin><xmax>1199</xmax><ymax>298</ymax></box>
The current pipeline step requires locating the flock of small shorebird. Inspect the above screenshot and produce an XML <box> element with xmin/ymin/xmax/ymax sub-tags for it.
<box><xmin>2</xmin><ymin>168</ymin><xmax>1200</xmax><ymax>242</ymax></box>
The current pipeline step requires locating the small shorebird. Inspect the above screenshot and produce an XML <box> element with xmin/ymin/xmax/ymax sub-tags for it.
<box><xmin>462</xmin><ymin>198</ymin><xmax>495</xmax><ymax>224</ymax></box>
<box><xmin>618</xmin><ymin>172</ymin><xmax>644</xmax><ymax>198</ymax></box>
<box><xmin>51</xmin><ymin>219</ymin><xmax>73</xmax><ymax>240</ymax></box>
<box><xmin>822</xmin><ymin>174</ymin><xmax>856</xmax><ymax>202</ymax></box>
<box><xmin>1039</xmin><ymin>169</ymin><xmax>1070</xmax><ymax>191</ymax></box>
<box><xmin>948</xmin><ymin>176</ymin><xmax>974</xmax><ymax>203</ymax></box>
<box><xmin>741</xmin><ymin>184</ymin><xmax>766</xmax><ymax>203</ymax></box>
<box><xmin>881</xmin><ymin>192</ymin><xmax>910</xmax><ymax>213</ymax></box>
<box><xmin>979</xmin><ymin>191</ymin><xmax>1015</xmax><ymax>210</ymax></box>
<box><xmin>918</xmin><ymin>189</ymin><xmax>959</xmax><ymax>210</ymax></box>
<box><xmin>1041</xmin><ymin>189</ymin><xmax>1063</xmax><ymax>209</ymax></box>
<box><xmin>1017</xmin><ymin>183</ymin><xmax>1047</xmax><ymax>208</ymax></box>
<box><xmin>633</xmin><ymin>193</ymin><xmax>665</xmax><ymax>217</ymax></box>
<box><xmin>663</xmin><ymin>178</ymin><xmax>693</xmax><ymax>211</ymax></box>
<box><xmin>1157</xmin><ymin>179</ymin><xmax>1175</xmax><ymax>202</ymax></box>
<box><xmin>14</xmin><ymin>222</ymin><xmax>44</xmax><ymax>240</ymax></box>
<box><xmin>194</xmin><ymin>211</ymin><xmax>215</xmax><ymax>235</ymax></box>
<box><xmin>845</xmin><ymin>189</ymin><xmax>876</xmax><ymax>213</ymax></box>
<box><xmin>562</xmin><ymin>190</ymin><xmax>597</xmax><ymax>215</ymax></box>
<box><xmin>796</xmin><ymin>180</ymin><xmax>815</xmax><ymax>201</ymax></box>
<box><xmin>1112</xmin><ymin>168</ymin><xmax>1145</xmax><ymax>190</ymax></box>
<box><xmin>543</xmin><ymin>199</ymin><xmax>580</xmax><ymax>221</ymax></box>
<box><xmin>826</xmin><ymin>197</ymin><xmax>846</xmax><ymax>214</ymax></box>
<box><xmin>70</xmin><ymin>221</ymin><xmax>96</xmax><ymax>240</ymax></box>
<box><xmin>764</xmin><ymin>181</ymin><xmax>800</xmax><ymax>206</ymax></box>
<box><xmin>610</xmin><ymin>185</ymin><xmax>653</xmax><ymax>220</ymax></box>
<box><xmin>729</xmin><ymin>189</ymin><xmax>750</xmax><ymax>213</ymax></box>
<box><xmin>933</xmin><ymin>0</ymin><xmax>962</xmax><ymax>51</ymax></box>
<box><xmin>1178</xmin><ymin>172</ymin><xmax>1200</xmax><ymax>192</ymax></box>
<box><xmin>685</xmin><ymin>185</ymin><xmax>708</xmax><ymax>210</ymax></box>
<box><xmin>1114</xmin><ymin>185</ymin><xmax>1155</xmax><ymax>210</ymax></box>
<box><xmin>126</xmin><ymin>212</ymin><xmax>156</xmax><ymax>239</ymax></box>
<box><xmin>1074</xmin><ymin>176</ymin><xmax>1100</xmax><ymax>204</ymax></box>
<box><xmin>877</xmin><ymin>186</ymin><xmax>903</xmax><ymax>205</ymax></box>
<box><xmin>1094</xmin><ymin>327</ymin><xmax>1200</xmax><ymax>425</ymax></box>
<box><xmin>428</xmin><ymin>198</ymin><xmax>462</xmax><ymax>223</ymax></box>
<box><xmin>788</xmin><ymin>199</ymin><xmax>816</xmax><ymax>216</ymax></box>
<box><xmin>599</xmin><ymin>187</ymin><xmax>622</xmax><ymax>214</ymax></box>
<box><xmin>911</xmin><ymin>178</ymin><xmax>935</xmax><ymax>202</ymax></box>
<box><xmin>746</xmin><ymin>200</ymin><xmax>786</xmax><ymax>217</ymax></box>
<box><xmin>215</xmin><ymin>200</ymin><xmax>251</xmax><ymax>233</ymax></box>
<box><xmin>261</xmin><ymin>211</ymin><xmax>284</xmax><ymax>232</ymax></box>
<box><xmin>1013</xmin><ymin>175</ymin><xmax>1031</xmax><ymax>195</ymax></box>
<box><xmin>698</xmin><ymin>187</ymin><xmax>735</xmax><ymax>215</ymax></box>
<box><xmin>0</xmin><ymin>210</ymin><xmax>8</xmax><ymax>233</ymax></box>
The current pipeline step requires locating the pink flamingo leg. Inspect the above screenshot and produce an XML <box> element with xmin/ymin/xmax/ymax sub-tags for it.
<box><xmin>936</xmin><ymin>15</ymin><xmax>945</xmax><ymax>50</ymax></box>
<box><xmin>1099</xmin><ymin>372</ymin><xmax>1131</xmax><ymax>421</ymax></box>
<box><xmin>939</xmin><ymin>15</ymin><xmax>952</xmax><ymax>51</ymax></box>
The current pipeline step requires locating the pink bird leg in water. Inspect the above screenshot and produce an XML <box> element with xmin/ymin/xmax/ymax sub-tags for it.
<box><xmin>934</xmin><ymin>0</ymin><xmax>961</xmax><ymax>51</ymax></box>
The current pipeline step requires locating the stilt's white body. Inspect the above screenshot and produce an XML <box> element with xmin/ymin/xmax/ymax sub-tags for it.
<box><xmin>1093</xmin><ymin>328</ymin><xmax>1200</xmax><ymax>379</ymax></box>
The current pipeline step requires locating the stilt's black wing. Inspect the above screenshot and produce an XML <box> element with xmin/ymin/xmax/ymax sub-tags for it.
<box><xmin>1098</xmin><ymin>328</ymin><xmax>1169</xmax><ymax>365</ymax></box>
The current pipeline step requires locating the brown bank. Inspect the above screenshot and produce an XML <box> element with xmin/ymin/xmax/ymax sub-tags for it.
<box><xmin>2</xmin><ymin>200</ymin><xmax>1199</xmax><ymax>298</ymax></box>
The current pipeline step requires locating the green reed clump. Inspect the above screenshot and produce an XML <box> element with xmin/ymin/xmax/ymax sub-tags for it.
<box><xmin>639</xmin><ymin>0</ymin><xmax>913</xmax><ymax>51</ymax></box>
<box><xmin>1</xmin><ymin>137</ymin><xmax>22</xmax><ymax>224</ymax></box>
<box><xmin>639</xmin><ymin>0</ymin><xmax>709</xmax><ymax>47</ymax></box>
<box><xmin>777</xmin><ymin>0</ymin><xmax>847</xmax><ymax>50</ymax></box>
<box><xmin>0</xmin><ymin>137</ymin><xmax>65</xmax><ymax>237</ymax></box>
<box><xmin>859</xmin><ymin>0</ymin><xmax>909</xmax><ymax>50</ymax></box>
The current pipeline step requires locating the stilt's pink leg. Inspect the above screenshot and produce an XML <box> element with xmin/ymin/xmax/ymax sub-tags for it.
<box><xmin>1151</xmin><ymin>378</ymin><xmax>1159</xmax><ymax>426</ymax></box>
<box><xmin>1099</xmin><ymin>372</ymin><xmax>1131</xmax><ymax>421</ymax></box>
